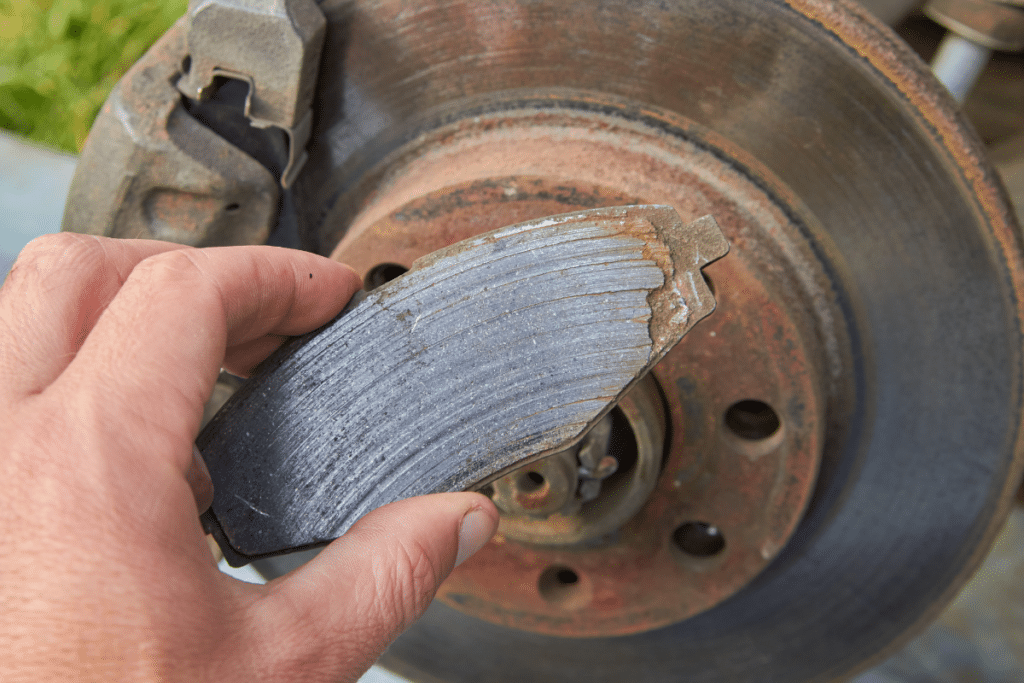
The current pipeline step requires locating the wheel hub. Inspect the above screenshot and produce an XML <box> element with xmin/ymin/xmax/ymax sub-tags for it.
<box><xmin>484</xmin><ymin>377</ymin><xmax>666</xmax><ymax>548</ymax></box>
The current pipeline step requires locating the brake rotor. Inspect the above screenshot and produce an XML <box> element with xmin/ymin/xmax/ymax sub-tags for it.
<box><xmin>65</xmin><ymin>0</ymin><xmax>1024</xmax><ymax>681</ymax></box>
<box><xmin>327</xmin><ymin>119</ymin><xmax>831</xmax><ymax>637</ymax></box>
<box><xmin>295</xmin><ymin>1</ymin><xmax>1024</xmax><ymax>680</ymax></box>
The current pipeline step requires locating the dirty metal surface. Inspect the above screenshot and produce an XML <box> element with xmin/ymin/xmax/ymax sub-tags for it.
<box><xmin>925</xmin><ymin>0</ymin><xmax>1024</xmax><ymax>51</ymax></box>
<box><xmin>486</xmin><ymin>374</ymin><xmax>665</xmax><ymax>547</ymax></box>
<box><xmin>62</xmin><ymin>20</ymin><xmax>279</xmax><ymax>245</ymax></box>
<box><xmin>280</xmin><ymin>1</ymin><xmax>1024</xmax><ymax>681</ymax></box>
<box><xmin>331</xmin><ymin>149</ymin><xmax>831</xmax><ymax>635</ymax></box>
<box><xmin>199</xmin><ymin>206</ymin><xmax>728</xmax><ymax>565</ymax></box>
<box><xmin>60</xmin><ymin>0</ymin><xmax>1024</xmax><ymax>679</ymax></box>
<box><xmin>177</xmin><ymin>0</ymin><xmax>326</xmax><ymax>187</ymax></box>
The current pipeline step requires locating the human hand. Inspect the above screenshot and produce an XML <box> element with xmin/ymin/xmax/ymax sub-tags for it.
<box><xmin>0</xmin><ymin>234</ymin><xmax>498</xmax><ymax>682</ymax></box>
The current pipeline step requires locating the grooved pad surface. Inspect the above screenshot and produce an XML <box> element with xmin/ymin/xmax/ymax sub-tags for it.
<box><xmin>199</xmin><ymin>206</ymin><xmax>726</xmax><ymax>563</ymax></box>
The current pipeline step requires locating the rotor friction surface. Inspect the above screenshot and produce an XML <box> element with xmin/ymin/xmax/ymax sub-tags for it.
<box><xmin>199</xmin><ymin>206</ymin><xmax>726</xmax><ymax>565</ymax></box>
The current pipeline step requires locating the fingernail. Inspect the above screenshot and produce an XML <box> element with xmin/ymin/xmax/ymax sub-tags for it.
<box><xmin>455</xmin><ymin>509</ymin><xmax>495</xmax><ymax>567</ymax></box>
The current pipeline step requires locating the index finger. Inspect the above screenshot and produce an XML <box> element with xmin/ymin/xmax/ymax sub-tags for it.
<box><xmin>59</xmin><ymin>246</ymin><xmax>360</xmax><ymax>473</ymax></box>
<box><xmin>0</xmin><ymin>234</ymin><xmax>188</xmax><ymax>401</ymax></box>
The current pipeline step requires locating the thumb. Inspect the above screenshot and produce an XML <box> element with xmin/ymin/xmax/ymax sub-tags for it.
<box><xmin>247</xmin><ymin>492</ymin><xmax>498</xmax><ymax>682</ymax></box>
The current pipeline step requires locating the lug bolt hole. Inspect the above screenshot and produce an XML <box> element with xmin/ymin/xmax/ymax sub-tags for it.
<box><xmin>365</xmin><ymin>262</ymin><xmax>409</xmax><ymax>289</ymax></box>
<box><xmin>673</xmin><ymin>521</ymin><xmax>726</xmax><ymax>557</ymax></box>
<box><xmin>517</xmin><ymin>471</ymin><xmax>546</xmax><ymax>493</ymax></box>
<box><xmin>538</xmin><ymin>565</ymin><xmax>585</xmax><ymax>606</ymax></box>
<box><xmin>724</xmin><ymin>399</ymin><xmax>780</xmax><ymax>440</ymax></box>
<box><xmin>555</xmin><ymin>568</ymin><xmax>578</xmax><ymax>584</ymax></box>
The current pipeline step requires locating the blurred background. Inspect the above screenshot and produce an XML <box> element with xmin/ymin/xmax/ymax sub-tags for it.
<box><xmin>1</xmin><ymin>0</ymin><xmax>186</xmax><ymax>153</ymax></box>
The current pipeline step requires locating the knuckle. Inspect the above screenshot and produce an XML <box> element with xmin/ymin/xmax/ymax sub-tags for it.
<box><xmin>11</xmin><ymin>233</ymin><xmax>104</xmax><ymax>279</ymax></box>
<box><xmin>20</xmin><ymin>232</ymin><xmax>90</xmax><ymax>258</ymax></box>
<box><xmin>130</xmin><ymin>248</ymin><xmax>203</xmax><ymax>284</ymax></box>
<box><xmin>127</xmin><ymin>249</ymin><xmax>220</xmax><ymax>307</ymax></box>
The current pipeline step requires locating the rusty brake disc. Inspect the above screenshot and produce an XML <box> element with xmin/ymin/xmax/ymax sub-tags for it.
<box><xmin>64</xmin><ymin>0</ymin><xmax>1024</xmax><ymax>681</ymax></box>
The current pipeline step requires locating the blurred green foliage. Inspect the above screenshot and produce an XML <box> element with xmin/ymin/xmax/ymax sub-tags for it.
<box><xmin>0</xmin><ymin>0</ymin><xmax>187</xmax><ymax>153</ymax></box>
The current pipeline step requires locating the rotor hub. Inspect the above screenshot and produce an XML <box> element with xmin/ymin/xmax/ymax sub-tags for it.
<box><xmin>485</xmin><ymin>375</ymin><xmax>665</xmax><ymax>547</ymax></box>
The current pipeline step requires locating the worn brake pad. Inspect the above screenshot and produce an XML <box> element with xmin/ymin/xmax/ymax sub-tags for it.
<box><xmin>199</xmin><ymin>205</ymin><xmax>728</xmax><ymax>566</ymax></box>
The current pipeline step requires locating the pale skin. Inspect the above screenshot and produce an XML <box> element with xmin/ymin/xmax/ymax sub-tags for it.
<box><xmin>0</xmin><ymin>233</ymin><xmax>499</xmax><ymax>682</ymax></box>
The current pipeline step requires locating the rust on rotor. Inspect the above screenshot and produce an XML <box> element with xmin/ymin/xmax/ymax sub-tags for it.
<box><xmin>329</xmin><ymin>105</ymin><xmax>837</xmax><ymax>635</ymax></box>
<box><xmin>437</xmin><ymin>253</ymin><xmax>824</xmax><ymax>637</ymax></box>
<box><xmin>487</xmin><ymin>374</ymin><xmax>667</xmax><ymax>547</ymax></box>
<box><xmin>63</xmin><ymin>0</ymin><xmax>1024</xmax><ymax>677</ymax></box>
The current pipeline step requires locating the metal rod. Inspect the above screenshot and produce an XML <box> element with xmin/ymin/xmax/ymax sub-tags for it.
<box><xmin>932</xmin><ymin>32</ymin><xmax>992</xmax><ymax>103</ymax></box>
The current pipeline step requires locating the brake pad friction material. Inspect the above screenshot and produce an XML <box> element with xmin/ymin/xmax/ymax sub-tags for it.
<box><xmin>199</xmin><ymin>205</ymin><xmax>728</xmax><ymax>565</ymax></box>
